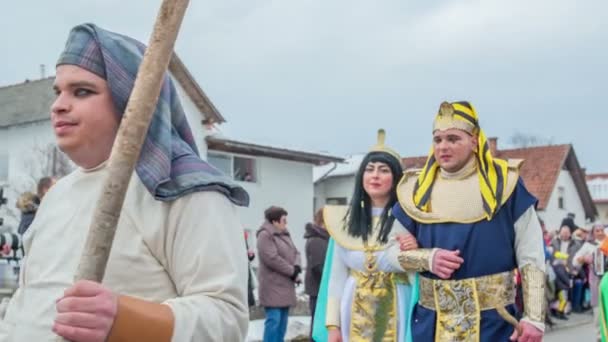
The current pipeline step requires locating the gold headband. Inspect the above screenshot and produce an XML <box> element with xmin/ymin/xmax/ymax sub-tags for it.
<box><xmin>433</xmin><ymin>102</ymin><xmax>477</xmax><ymax>134</ymax></box>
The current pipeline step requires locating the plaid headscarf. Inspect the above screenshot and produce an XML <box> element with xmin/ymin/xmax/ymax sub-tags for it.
<box><xmin>413</xmin><ymin>101</ymin><xmax>508</xmax><ymax>220</ymax></box>
<box><xmin>57</xmin><ymin>23</ymin><xmax>249</xmax><ymax>206</ymax></box>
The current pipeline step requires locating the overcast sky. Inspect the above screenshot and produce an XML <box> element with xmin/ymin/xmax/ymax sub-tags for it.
<box><xmin>1</xmin><ymin>0</ymin><xmax>606</xmax><ymax>171</ymax></box>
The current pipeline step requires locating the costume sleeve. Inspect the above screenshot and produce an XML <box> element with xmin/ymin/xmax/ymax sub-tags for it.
<box><xmin>390</xmin><ymin>203</ymin><xmax>436</xmax><ymax>273</ymax></box>
<box><xmin>514</xmin><ymin>206</ymin><xmax>545</xmax><ymax>270</ymax></box>
<box><xmin>384</xmin><ymin>232</ymin><xmax>430</xmax><ymax>282</ymax></box>
<box><xmin>326</xmin><ymin>244</ymin><xmax>349</xmax><ymax>328</ymax></box>
<box><xmin>257</xmin><ymin>230</ymin><xmax>296</xmax><ymax>278</ymax></box>
<box><xmin>514</xmin><ymin>205</ymin><xmax>546</xmax><ymax>332</ymax></box>
<box><xmin>161</xmin><ymin>191</ymin><xmax>249</xmax><ymax>342</ymax></box>
<box><xmin>391</xmin><ymin>203</ymin><xmax>417</xmax><ymax>236</ymax></box>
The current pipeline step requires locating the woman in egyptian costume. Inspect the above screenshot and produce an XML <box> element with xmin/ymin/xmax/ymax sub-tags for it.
<box><xmin>312</xmin><ymin>129</ymin><xmax>419</xmax><ymax>342</ymax></box>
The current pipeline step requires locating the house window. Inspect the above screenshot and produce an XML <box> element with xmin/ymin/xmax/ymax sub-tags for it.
<box><xmin>207</xmin><ymin>153</ymin><xmax>257</xmax><ymax>183</ymax></box>
<box><xmin>326</xmin><ymin>197</ymin><xmax>347</xmax><ymax>205</ymax></box>
<box><xmin>207</xmin><ymin>153</ymin><xmax>232</xmax><ymax>175</ymax></box>
<box><xmin>558</xmin><ymin>186</ymin><xmax>565</xmax><ymax>209</ymax></box>
<box><xmin>233</xmin><ymin>156</ymin><xmax>257</xmax><ymax>182</ymax></box>
<box><xmin>0</xmin><ymin>152</ymin><xmax>8</xmax><ymax>184</ymax></box>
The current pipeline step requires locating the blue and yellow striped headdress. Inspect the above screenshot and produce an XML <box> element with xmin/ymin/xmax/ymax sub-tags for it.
<box><xmin>413</xmin><ymin>101</ymin><xmax>509</xmax><ymax>220</ymax></box>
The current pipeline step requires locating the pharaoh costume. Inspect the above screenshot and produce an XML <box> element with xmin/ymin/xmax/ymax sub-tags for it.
<box><xmin>392</xmin><ymin>102</ymin><xmax>546</xmax><ymax>341</ymax></box>
<box><xmin>0</xmin><ymin>24</ymin><xmax>250</xmax><ymax>341</ymax></box>
<box><xmin>312</xmin><ymin>131</ymin><xmax>418</xmax><ymax>342</ymax></box>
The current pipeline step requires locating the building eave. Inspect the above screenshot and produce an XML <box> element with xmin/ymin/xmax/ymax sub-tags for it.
<box><xmin>206</xmin><ymin>136</ymin><xmax>344</xmax><ymax>165</ymax></box>
<box><xmin>168</xmin><ymin>54</ymin><xmax>225</xmax><ymax>124</ymax></box>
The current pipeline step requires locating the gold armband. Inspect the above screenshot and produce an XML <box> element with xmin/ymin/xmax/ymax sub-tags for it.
<box><xmin>397</xmin><ymin>248</ymin><xmax>433</xmax><ymax>272</ymax></box>
<box><xmin>521</xmin><ymin>264</ymin><xmax>546</xmax><ymax>324</ymax></box>
<box><xmin>107</xmin><ymin>295</ymin><xmax>174</xmax><ymax>342</ymax></box>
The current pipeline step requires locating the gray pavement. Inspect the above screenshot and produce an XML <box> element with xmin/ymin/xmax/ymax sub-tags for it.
<box><xmin>545</xmin><ymin>321</ymin><xmax>595</xmax><ymax>342</ymax></box>
<box><xmin>545</xmin><ymin>311</ymin><xmax>596</xmax><ymax>342</ymax></box>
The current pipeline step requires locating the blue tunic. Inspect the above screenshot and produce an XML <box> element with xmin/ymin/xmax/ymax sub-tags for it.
<box><xmin>392</xmin><ymin>178</ymin><xmax>537</xmax><ymax>341</ymax></box>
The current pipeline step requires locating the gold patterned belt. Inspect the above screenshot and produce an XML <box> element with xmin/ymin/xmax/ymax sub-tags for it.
<box><xmin>418</xmin><ymin>271</ymin><xmax>515</xmax><ymax>311</ymax></box>
<box><xmin>418</xmin><ymin>271</ymin><xmax>517</xmax><ymax>341</ymax></box>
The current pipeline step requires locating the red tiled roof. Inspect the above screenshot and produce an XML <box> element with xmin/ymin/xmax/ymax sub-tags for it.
<box><xmin>497</xmin><ymin>145</ymin><xmax>570</xmax><ymax>210</ymax></box>
<box><xmin>401</xmin><ymin>145</ymin><xmax>574</xmax><ymax>211</ymax></box>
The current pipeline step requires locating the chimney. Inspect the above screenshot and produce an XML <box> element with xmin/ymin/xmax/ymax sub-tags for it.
<box><xmin>488</xmin><ymin>137</ymin><xmax>498</xmax><ymax>156</ymax></box>
<box><xmin>40</xmin><ymin>64</ymin><xmax>46</xmax><ymax>79</ymax></box>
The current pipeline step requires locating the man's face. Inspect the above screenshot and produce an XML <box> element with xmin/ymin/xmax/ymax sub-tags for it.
<box><xmin>432</xmin><ymin>129</ymin><xmax>477</xmax><ymax>173</ymax></box>
<box><xmin>52</xmin><ymin>65</ymin><xmax>120</xmax><ymax>168</ymax></box>
<box><xmin>559</xmin><ymin>226</ymin><xmax>571</xmax><ymax>241</ymax></box>
<box><xmin>594</xmin><ymin>226</ymin><xmax>606</xmax><ymax>241</ymax></box>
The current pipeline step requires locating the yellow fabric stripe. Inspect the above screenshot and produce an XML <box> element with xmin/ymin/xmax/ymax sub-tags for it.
<box><xmin>414</xmin><ymin>147</ymin><xmax>438</xmax><ymax>210</ymax></box>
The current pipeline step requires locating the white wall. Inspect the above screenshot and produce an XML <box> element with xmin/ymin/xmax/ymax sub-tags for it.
<box><xmin>541</xmin><ymin>170</ymin><xmax>587</xmax><ymax>232</ymax></box>
<box><xmin>314</xmin><ymin>175</ymin><xmax>355</xmax><ymax>211</ymax></box>
<box><xmin>0</xmin><ymin>121</ymin><xmax>56</xmax><ymax>228</ymax></box>
<box><xmin>172</xmin><ymin>81</ymin><xmax>208</xmax><ymax>157</ymax></box>
<box><xmin>236</xmin><ymin>156</ymin><xmax>314</xmax><ymax>267</ymax></box>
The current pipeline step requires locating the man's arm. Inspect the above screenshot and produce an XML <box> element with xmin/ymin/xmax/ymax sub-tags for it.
<box><xmin>55</xmin><ymin>191</ymin><xmax>249</xmax><ymax>342</ymax></box>
<box><xmin>514</xmin><ymin>206</ymin><xmax>546</xmax><ymax>333</ymax></box>
<box><xmin>159</xmin><ymin>191</ymin><xmax>249</xmax><ymax>341</ymax></box>
<box><xmin>390</xmin><ymin>203</ymin><xmax>444</xmax><ymax>275</ymax></box>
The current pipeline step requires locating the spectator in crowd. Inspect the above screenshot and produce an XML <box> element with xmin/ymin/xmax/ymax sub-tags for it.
<box><xmin>16</xmin><ymin>177</ymin><xmax>56</xmax><ymax>235</ymax></box>
<box><xmin>573</xmin><ymin>223</ymin><xmax>606</xmax><ymax>339</ymax></box>
<box><xmin>551</xmin><ymin>225</ymin><xmax>582</xmax><ymax>269</ymax></box>
<box><xmin>257</xmin><ymin>206</ymin><xmax>301</xmax><ymax>342</ymax></box>
<box><xmin>304</xmin><ymin>208</ymin><xmax>329</xmax><ymax>341</ymax></box>
<box><xmin>552</xmin><ymin>252</ymin><xmax>572</xmax><ymax>320</ymax></box>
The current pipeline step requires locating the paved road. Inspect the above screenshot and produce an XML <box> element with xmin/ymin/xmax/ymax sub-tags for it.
<box><xmin>544</xmin><ymin>322</ymin><xmax>596</xmax><ymax>342</ymax></box>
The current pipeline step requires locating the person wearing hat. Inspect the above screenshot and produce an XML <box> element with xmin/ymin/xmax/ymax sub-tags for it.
<box><xmin>0</xmin><ymin>24</ymin><xmax>250</xmax><ymax>342</ymax></box>
<box><xmin>312</xmin><ymin>129</ymin><xmax>419</xmax><ymax>342</ymax></box>
<box><xmin>574</xmin><ymin>223</ymin><xmax>607</xmax><ymax>339</ymax></box>
<box><xmin>392</xmin><ymin>101</ymin><xmax>545</xmax><ymax>341</ymax></box>
<box><xmin>573</xmin><ymin>222</ymin><xmax>591</xmax><ymax>242</ymax></box>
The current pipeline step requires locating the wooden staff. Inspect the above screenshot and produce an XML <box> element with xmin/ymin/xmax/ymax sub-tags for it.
<box><xmin>58</xmin><ymin>0</ymin><xmax>190</xmax><ymax>340</ymax></box>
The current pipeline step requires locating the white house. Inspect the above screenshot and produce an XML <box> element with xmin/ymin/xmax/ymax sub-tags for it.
<box><xmin>587</xmin><ymin>173</ymin><xmax>608</xmax><ymax>223</ymax></box>
<box><xmin>313</xmin><ymin>154</ymin><xmax>362</xmax><ymax>211</ymax></box>
<box><xmin>0</xmin><ymin>56</ymin><xmax>343</xmax><ymax>261</ymax></box>
<box><xmin>314</xmin><ymin>139</ymin><xmax>597</xmax><ymax>232</ymax></box>
<box><xmin>205</xmin><ymin>134</ymin><xmax>343</xmax><ymax>259</ymax></box>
